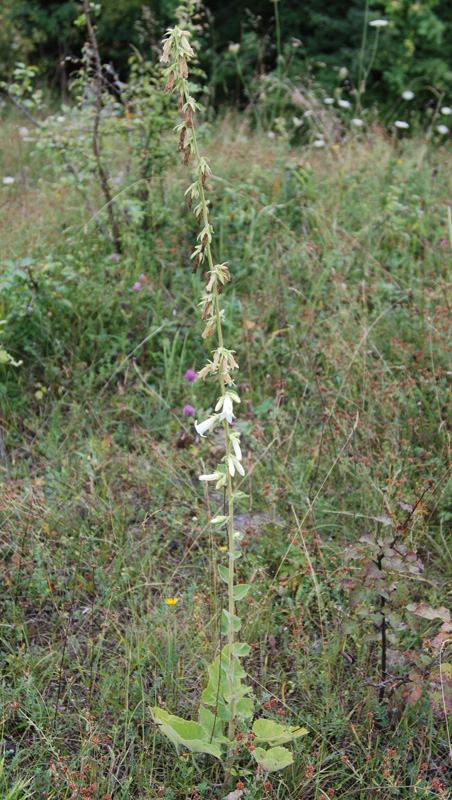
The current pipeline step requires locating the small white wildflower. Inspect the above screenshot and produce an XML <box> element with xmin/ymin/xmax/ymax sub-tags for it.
<box><xmin>228</xmin><ymin>43</ymin><xmax>240</xmax><ymax>53</ymax></box>
<box><xmin>338</xmin><ymin>99</ymin><xmax>351</xmax><ymax>109</ymax></box>
<box><xmin>194</xmin><ymin>416</ymin><xmax>217</xmax><ymax>437</ymax></box>
<box><xmin>267</xmin><ymin>131</ymin><xmax>276</xmax><ymax>139</ymax></box>
<box><xmin>339</xmin><ymin>67</ymin><xmax>348</xmax><ymax>80</ymax></box>
<box><xmin>56</xmin><ymin>115</ymin><xmax>65</xmax><ymax>122</ymax></box>
<box><xmin>199</xmin><ymin>471</ymin><xmax>222</xmax><ymax>482</ymax></box>
<box><xmin>2</xmin><ymin>177</ymin><xmax>14</xmax><ymax>185</ymax></box>
<box><xmin>313</xmin><ymin>139</ymin><xmax>325</xmax><ymax>147</ymax></box>
<box><xmin>230</xmin><ymin>434</ymin><xmax>242</xmax><ymax>461</ymax></box>
<box><xmin>303</xmin><ymin>109</ymin><xmax>313</xmax><ymax>117</ymax></box>
<box><xmin>351</xmin><ymin>118</ymin><xmax>364</xmax><ymax>126</ymax></box>
<box><xmin>437</xmin><ymin>124</ymin><xmax>449</xmax><ymax>135</ymax></box>
<box><xmin>228</xmin><ymin>455</ymin><xmax>245</xmax><ymax>477</ymax></box>
<box><xmin>217</xmin><ymin>395</ymin><xmax>235</xmax><ymax>424</ymax></box>
<box><xmin>293</xmin><ymin>116</ymin><xmax>303</xmax><ymax>127</ymax></box>
<box><xmin>323</xmin><ymin>97</ymin><xmax>335</xmax><ymax>105</ymax></box>
<box><xmin>394</xmin><ymin>120</ymin><xmax>409</xmax><ymax>129</ymax></box>
<box><xmin>19</xmin><ymin>126</ymin><xmax>29</xmax><ymax>137</ymax></box>
<box><xmin>402</xmin><ymin>90</ymin><xmax>414</xmax><ymax>100</ymax></box>
<box><xmin>369</xmin><ymin>19</ymin><xmax>389</xmax><ymax>27</ymax></box>
<box><xmin>441</xmin><ymin>106</ymin><xmax>452</xmax><ymax>115</ymax></box>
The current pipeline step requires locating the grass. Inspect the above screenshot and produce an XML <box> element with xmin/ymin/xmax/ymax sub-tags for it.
<box><xmin>1</xmin><ymin>110</ymin><xmax>452</xmax><ymax>799</ymax></box>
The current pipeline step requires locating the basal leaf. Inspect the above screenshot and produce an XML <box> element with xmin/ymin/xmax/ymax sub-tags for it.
<box><xmin>151</xmin><ymin>707</ymin><xmax>224</xmax><ymax>758</ymax></box>
<box><xmin>252</xmin><ymin>745</ymin><xmax>294</xmax><ymax>772</ymax></box>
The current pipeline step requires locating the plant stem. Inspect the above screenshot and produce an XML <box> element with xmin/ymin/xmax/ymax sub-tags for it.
<box><xmin>187</xmin><ymin>115</ymin><xmax>237</xmax><ymax>743</ymax></box>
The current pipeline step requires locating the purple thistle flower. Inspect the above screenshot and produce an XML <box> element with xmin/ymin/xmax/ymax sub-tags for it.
<box><xmin>110</xmin><ymin>252</ymin><xmax>120</xmax><ymax>262</ymax></box>
<box><xmin>183</xmin><ymin>404</ymin><xmax>196</xmax><ymax>416</ymax></box>
<box><xmin>440</xmin><ymin>239</ymin><xmax>449</xmax><ymax>247</ymax></box>
<box><xmin>133</xmin><ymin>281</ymin><xmax>141</xmax><ymax>291</ymax></box>
<box><xmin>185</xmin><ymin>368</ymin><xmax>197</xmax><ymax>382</ymax></box>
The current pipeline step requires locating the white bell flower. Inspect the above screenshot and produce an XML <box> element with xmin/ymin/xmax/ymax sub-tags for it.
<box><xmin>199</xmin><ymin>471</ymin><xmax>222</xmax><ymax>482</ymax></box>
<box><xmin>194</xmin><ymin>416</ymin><xmax>217</xmax><ymax>437</ymax></box>
<box><xmin>216</xmin><ymin>394</ymin><xmax>235</xmax><ymax>423</ymax></box>
<box><xmin>229</xmin><ymin>455</ymin><xmax>245</xmax><ymax>476</ymax></box>
<box><xmin>230</xmin><ymin>435</ymin><xmax>242</xmax><ymax>461</ymax></box>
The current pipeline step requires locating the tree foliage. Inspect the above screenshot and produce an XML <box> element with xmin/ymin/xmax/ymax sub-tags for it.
<box><xmin>1</xmin><ymin>0</ymin><xmax>452</xmax><ymax>109</ymax></box>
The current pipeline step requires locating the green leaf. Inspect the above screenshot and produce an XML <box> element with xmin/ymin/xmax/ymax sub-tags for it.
<box><xmin>198</xmin><ymin>705</ymin><xmax>224</xmax><ymax>739</ymax></box>
<box><xmin>235</xmin><ymin>696</ymin><xmax>254</xmax><ymax>718</ymax></box>
<box><xmin>232</xmin><ymin>490</ymin><xmax>249</xmax><ymax>501</ymax></box>
<box><xmin>221</xmin><ymin>609</ymin><xmax>242</xmax><ymax>635</ymax></box>
<box><xmin>232</xmin><ymin>584</ymin><xmax>250</xmax><ymax>601</ymax></box>
<box><xmin>151</xmin><ymin>707</ymin><xmax>224</xmax><ymax>758</ymax></box>
<box><xmin>252</xmin><ymin>745</ymin><xmax>294</xmax><ymax>772</ymax></box>
<box><xmin>252</xmin><ymin>719</ymin><xmax>308</xmax><ymax>746</ymax></box>
<box><xmin>218</xmin><ymin>565</ymin><xmax>229</xmax><ymax>583</ymax></box>
<box><xmin>234</xmin><ymin>642</ymin><xmax>251</xmax><ymax>657</ymax></box>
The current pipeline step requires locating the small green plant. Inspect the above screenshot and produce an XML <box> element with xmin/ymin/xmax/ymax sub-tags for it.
<box><xmin>152</xmin><ymin>25</ymin><xmax>307</xmax><ymax>779</ymax></box>
<box><xmin>341</xmin><ymin>486</ymin><xmax>452</xmax><ymax>718</ymax></box>
<box><xmin>0</xmin><ymin>321</ymin><xmax>22</xmax><ymax>367</ymax></box>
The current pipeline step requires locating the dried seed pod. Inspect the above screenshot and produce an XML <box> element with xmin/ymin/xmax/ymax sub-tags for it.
<box><xmin>179</xmin><ymin>126</ymin><xmax>186</xmax><ymax>150</ymax></box>
<box><xmin>197</xmin><ymin>210</ymin><xmax>203</xmax><ymax>227</ymax></box>
<box><xmin>201</xmin><ymin>234</ymin><xmax>208</xmax><ymax>251</ymax></box>
<box><xmin>183</xmin><ymin>144</ymin><xmax>191</xmax><ymax>166</ymax></box>
<box><xmin>180</xmin><ymin>55</ymin><xmax>188</xmax><ymax>79</ymax></box>
<box><xmin>202</xmin><ymin>300</ymin><xmax>212</xmax><ymax>321</ymax></box>
<box><xmin>188</xmin><ymin>194</ymin><xmax>193</xmax><ymax>211</ymax></box>
<box><xmin>192</xmin><ymin>253</ymin><xmax>201</xmax><ymax>273</ymax></box>
<box><xmin>178</xmin><ymin>93</ymin><xmax>183</xmax><ymax>110</ymax></box>
<box><xmin>202</xmin><ymin>320</ymin><xmax>216</xmax><ymax>339</ymax></box>
<box><xmin>185</xmin><ymin>106</ymin><xmax>193</xmax><ymax>128</ymax></box>
<box><xmin>201</xmin><ymin>171</ymin><xmax>207</xmax><ymax>186</ymax></box>
<box><xmin>165</xmin><ymin>71</ymin><xmax>175</xmax><ymax>92</ymax></box>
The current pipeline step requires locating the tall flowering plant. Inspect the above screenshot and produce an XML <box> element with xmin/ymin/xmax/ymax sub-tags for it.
<box><xmin>151</xmin><ymin>26</ymin><xmax>306</xmax><ymax>777</ymax></box>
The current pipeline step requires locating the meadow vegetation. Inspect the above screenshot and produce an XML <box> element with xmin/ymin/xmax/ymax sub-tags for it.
<box><xmin>1</xmin><ymin>10</ymin><xmax>452</xmax><ymax>799</ymax></box>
